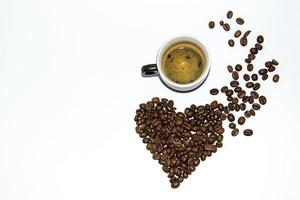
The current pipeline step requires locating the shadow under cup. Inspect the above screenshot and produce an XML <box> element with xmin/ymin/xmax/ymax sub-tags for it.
<box><xmin>141</xmin><ymin>35</ymin><xmax>211</xmax><ymax>92</ymax></box>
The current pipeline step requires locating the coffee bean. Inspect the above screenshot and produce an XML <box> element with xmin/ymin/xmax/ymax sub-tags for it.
<box><xmin>225</xmin><ymin>89</ymin><xmax>234</xmax><ymax>96</ymax></box>
<box><xmin>250</xmin><ymin>48</ymin><xmax>258</xmax><ymax>54</ymax></box>
<box><xmin>231</xmin><ymin>128</ymin><xmax>239</xmax><ymax>136</ymax></box>
<box><xmin>208</xmin><ymin>21</ymin><xmax>215</xmax><ymax>29</ymax></box>
<box><xmin>252</xmin><ymin>103</ymin><xmax>261</xmax><ymax>110</ymax></box>
<box><xmin>240</xmin><ymin>37</ymin><xmax>247</xmax><ymax>46</ymax></box>
<box><xmin>245</xmin><ymin>58</ymin><xmax>251</xmax><ymax>63</ymax></box>
<box><xmin>232</xmin><ymin>97</ymin><xmax>239</xmax><ymax>104</ymax></box>
<box><xmin>243</xmin><ymin>129</ymin><xmax>253</xmax><ymax>136</ymax></box>
<box><xmin>236</xmin><ymin>17</ymin><xmax>244</xmax><ymax>25</ymax></box>
<box><xmin>257</xmin><ymin>35</ymin><xmax>264</xmax><ymax>43</ymax></box>
<box><xmin>244</xmin><ymin>110</ymin><xmax>251</xmax><ymax>118</ymax></box>
<box><xmin>240</xmin><ymin>103</ymin><xmax>246</xmax><ymax>111</ymax></box>
<box><xmin>151</xmin><ymin>97</ymin><xmax>160</xmax><ymax>103</ymax></box>
<box><xmin>210</xmin><ymin>100</ymin><xmax>219</xmax><ymax>110</ymax></box>
<box><xmin>255</xmin><ymin>43</ymin><xmax>263</xmax><ymax>50</ymax></box>
<box><xmin>227</xmin><ymin>65</ymin><xmax>233</xmax><ymax>73</ymax></box>
<box><xmin>247</xmin><ymin>64</ymin><xmax>254</xmax><ymax>72</ymax></box>
<box><xmin>221</xmin><ymin>86</ymin><xmax>228</xmax><ymax>93</ymax></box>
<box><xmin>243</xmin><ymin>74</ymin><xmax>250</xmax><ymax>81</ymax></box>
<box><xmin>244</xmin><ymin>30</ymin><xmax>251</xmax><ymax>37</ymax></box>
<box><xmin>227</xmin><ymin>113</ymin><xmax>235</xmax><ymax>122</ymax></box>
<box><xmin>265</xmin><ymin>61</ymin><xmax>273</xmax><ymax>68</ymax></box>
<box><xmin>248</xmin><ymin>96</ymin><xmax>254</xmax><ymax>104</ymax></box>
<box><xmin>223</xmin><ymin>23</ymin><xmax>230</xmax><ymax>31</ymax></box>
<box><xmin>262</xmin><ymin>74</ymin><xmax>269</xmax><ymax>80</ymax></box>
<box><xmin>234</xmin><ymin>86</ymin><xmax>242</xmax><ymax>93</ymax></box>
<box><xmin>272</xmin><ymin>59</ymin><xmax>279</xmax><ymax>66</ymax></box>
<box><xmin>259</xmin><ymin>95</ymin><xmax>267</xmax><ymax>105</ymax></box>
<box><xmin>232</xmin><ymin>71</ymin><xmax>239</xmax><ymax>80</ymax></box>
<box><xmin>242</xmin><ymin>96</ymin><xmax>249</xmax><ymax>103</ymax></box>
<box><xmin>246</xmin><ymin>82</ymin><xmax>254</xmax><ymax>88</ymax></box>
<box><xmin>259</xmin><ymin>69</ymin><xmax>268</xmax><ymax>75</ymax></box>
<box><xmin>227</xmin><ymin>96</ymin><xmax>233</xmax><ymax>101</ymax></box>
<box><xmin>250</xmin><ymin>91</ymin><xmax>259</xmax><ymax>99</ymax></box>
<box><xmin>268</xmin><ymin>66</ymin><xmax>276</xmax><ymax>72</ymax></box>
<box><xmin>171</xmin><ymin>179</ymin><xmax>180</xmax><ymax>188</ymax></box>
<box><xmin>273</xmin><ymin>74</ymin><xmax>280</xmax><ymax>82</ymax></box>
<box><xmin>250</xmin><ymin>109</ymin><xmax>256</xmax><ymax>116</ymax></box>
<box><xmin>230</xmin><ymin>80</ymin><xmax>239</xmax><ymax>87</ymax></box>
<box><xmin>251</xmin><ymin>74</ymin><xmax>258</xmax><ymax>81</ymax></box>
<box><xmin>210</xmin><ymin>88</ymin><xmax>219</xmax><ymax>95</ymax></box>
<box><xmin>235</xmin><ymin>64</ymin><xmax>242</xmax><ymax>71</ymax></box>
<box><xmin>248</xmin><ymin>54</ymin><xmax>256</xmax><ymax>60</ymax></box>
<box><xmin>228</xmin><ymin>39</ymin><xmax>235</xmax><ymax>47</ymax></box>
<box><xmin>238</xmin><ymin>116</ymin><xmax>246</xmax><ymax>125</ymax></box>
<box><xmin>227</xmin><ymin>10</ymin><xmax>233</xmax><ymax>19</ymax></box>
<box><xmin>229</xmin><ymin>123</ymin><xmax>236</xmax><ymax>129</ymax></box>
<box><xmin>237</xmin><ymin>90</ymin><xmax>246</xmax><ymax>99</ymax></box>
<box><xmin>253</xmin><ymin>83</ymin><xmax>261</xmax><ymax>91</ymax></box>
<box><xmin>234</xmin><ymin>30</ymin><xmax>242</xmax><ymax>38</ymax></box>
<box><xmin>219</xmin><ymin>20</ymin><xmax>224</xmax><ymax>26</ymax></box>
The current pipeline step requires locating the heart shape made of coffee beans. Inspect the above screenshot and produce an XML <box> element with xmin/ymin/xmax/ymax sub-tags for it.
<box><xmin>134</xmin><ymin>97</ymin><xmax>226</xmax><ymax>188</ymax></box>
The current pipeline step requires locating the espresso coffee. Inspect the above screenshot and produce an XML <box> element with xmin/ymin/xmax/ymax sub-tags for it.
<box><xmin>162</xmin><ymin>42</ymin><xmax>206</xmax><ymax>84</ymax></box>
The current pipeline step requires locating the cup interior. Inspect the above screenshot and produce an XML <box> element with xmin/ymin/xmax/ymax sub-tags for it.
<box><xmin>156</xmin><ymin>35</ymin><xmax>210</xmax><ymax>91</ymax></box>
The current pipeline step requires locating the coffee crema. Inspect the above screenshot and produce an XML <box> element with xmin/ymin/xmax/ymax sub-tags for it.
<box><xmin>162</xmin><ymin>41</ymin><xmax>206</xmax><ymax>84</ymax></box>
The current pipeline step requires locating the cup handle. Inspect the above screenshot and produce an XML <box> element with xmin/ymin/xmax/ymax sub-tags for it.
<box><xmin>141</xmin><ymin>64</ymin><xmax>159</xmax><ymax>77</ymax></box>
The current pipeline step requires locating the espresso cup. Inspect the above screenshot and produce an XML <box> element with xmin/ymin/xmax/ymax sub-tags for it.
<box><xmin>141</xmin><ymin>35</ymin><xmax>211</xmax><ymax>92</ymax></box>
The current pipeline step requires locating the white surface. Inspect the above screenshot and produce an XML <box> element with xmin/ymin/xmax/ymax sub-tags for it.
<box><xmin>0</xmin><ymin>0</ymin><xmax>299</xmax><ymax>199</ymax></box>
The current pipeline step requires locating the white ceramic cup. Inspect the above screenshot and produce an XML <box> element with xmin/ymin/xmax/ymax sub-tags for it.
<box><xmin>141</xmin><ymin>35</ymin><xmax>211</xmax><ymax>92</ymax></box>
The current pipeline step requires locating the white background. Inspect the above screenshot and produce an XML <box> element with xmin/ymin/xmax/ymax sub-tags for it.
<box><xmin>0</xmin><ymin>0</ymin><xmax>299</xmax><ymax>199</ymax></box>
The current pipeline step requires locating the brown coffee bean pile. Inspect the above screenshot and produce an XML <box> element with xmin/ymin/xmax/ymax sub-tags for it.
<box><xmin>134</xmin><ymin>97</ymin><xmax>226</xmax><ymax>188</ymax></box>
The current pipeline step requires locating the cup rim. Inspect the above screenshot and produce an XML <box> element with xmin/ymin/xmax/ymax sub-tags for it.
<box><xmin>156</xmin><ymin>35</ymin><xmax>211</xmax><ymax>91</ymax></box>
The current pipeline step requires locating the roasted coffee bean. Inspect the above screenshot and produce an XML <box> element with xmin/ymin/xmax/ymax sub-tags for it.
<box><xmin>244</xmin><ymin>110</ymin><xmax>251</xmax><ymax>118</ymax></box>
<box><xmin>227</xmin><ymin>96</ymin><xmax>233</xmax><ymax>101</ymax></box>
<box><xmin>242</xmin><ymin>96</ymin><xmax>250</xmax><ymax>103</ymax></box>
<box><xmin>171</xmin><ymin>179</ymin><xmax>180</xmax><ymax>188</ymax></box>
<box><xmin>262</xmin><ymin>74</ymin><xmax>269</xmax><ymax>80</ymax></box>
<box><xmin>227</xmin><ymin>113</ymin><xmax>235</xmax><ymax>122</ymax></box>
<box><xmin>243</xmin><ymin>129</ymin><xmax>253</xmax><ymax>136</ymax></box>
<box><xmin>252</xmin><ymin>103</ymin><xmax>261</xmax><ymax>110</ymax></box>
<box><xmin>243</xmin><ymin>74</ymin><xmax>250</xmax><ymax>81</ymax></box>
<box><xmin>229</xmin><ymin>123</ymin><xmax>236</xmax><ymax>129</ymax></box>
<box><xmin>230</xmin><ymin>80</ymin><xmax>239</xmax><ymax>87</ymax></box>
<box><xmin>268</xmin><ymin>66</ymin><xmax>276</xmax><ymax>72</ymax></box>
<box><xmin>259</xmin><ymin>68</ymin><xmax>268</xmax><ymax>75</ymax></box>
<box><xmin>246</xmin><ymin>82</ymin><xmax>254</xmax><ymax>88</ymax></box>
<box><xmin>240</xmin><ymin>103</ymin><xmax>246</xmax><ymax>111</ymax></box>
<box><xmin>248</xmin><ymin>53</ymin><xmax>256</xmax><ymax>60</ymax></box>
<box><xmin>210</xmin><ymin>88</ymin><xmax>219</xmax><ymax>95</ymax></box>
<box><xmin>234</xmin><ymin>104</ymin><xmax>240</xmax><ymax>112</ymax></box>
<box><xmin>250</xmin><ymin>109</ymin><xmax>256</xmax><ymax>116</ymax></box>
<box><xmin>255</xmin><ymin>43</ymin><xmax>263</xmax><ymax>50</ymax></box>
<box><xmin>227</xmin><ymin>10</ymin><xmax>233</xmax><ymax>19</ymax></box>
<box><xmin>273</xmin><ymin>74</ymin><xmax>280</xmax><ymax>82</ymax></box>
<box><xmin>251</xmin><ymin>73</ymin><xmax>258</xmax><ymax>81</ymax></box>
<box><xmin>210</xmin><ymin>100</ymin><xmax>219</xmax><ymax>110</ymax></box>
<box><xmin>257</xmin><ymin>35</ymin><xmax>264</xmax><ymax>43</ymax></box>
<box><xmin>236</xmin><ymin>17</ymin><xmax>244</xmax><ymax>25</ymax></box>
<box><xmin>225</xmin><ymin>89</ymin><xmax>234</xmax><ymax>96</ymax></box>
<box><xmin>265</xmin><ymin>61</ymin><xmax>273</xmax><ymax>68</ymax></box>
<box><xmin>240</xmin><ymin>37</ymin><xmax>247</xmax><ymax>46</ymax></box>
<box><xmin>227</xmin><ymin>65</ymin><xmax>233</xmax><ymax>73</ymax></box>
<box><xmin>272</xmin><ymin>59</ymin><xmax>279</xmax><ymax>66</ymax></box>
<box><xmin>250</xmin><ymin>48</ymin><xmax>258</xmax><ymax>54</ymax></box>
<box><xmin>237</xmin><ymin>90</ymin><xmax>246</xmax><ymax>99</ymax></box>
<box><xmin>219</xmin><ymin>20</ymin><xmax>224</xmax><ymax>26</ymax></box>
<box><xmin>224</xmin><ymin>106</ymin><xmax>230</xmax><ymax>114</ymax></box>
<box><xmin>228</xmin><ymin>39</ymin><xmax>235</xmax><ymax>47</ymax></box>
<box><xmin>218</xmin><ymin>103</ymin><xmax>224</xmax><ymax>111</ymax></box>
<box><xmin>250</xmin><ymin>91</ymin><xmax>259</xmax><ymax>99</ymax></box>
<box><xmin>238</xmin><ymin>116</ymin><xmax>246</xmax><ymax>125</ymax></box>
<box><xmin>232</xmin><ymin>71</ymin><xmax>239</xmax><ymax>80</ymax></box>
<box><xmin>223</xmin><ymin>23</ymin><xmax>230</xmax><ymax>31</ymax></box>
<box><xmin>245</xmin><ymin>58</ymin><xmax>251</xmax><ymax>63</ymax></box>
<box><xmin>247</xmin><ymin>64</ymin><xmax>254</xmax><ymax>72</ymax></box>
<box><xmin>253</xmin><ymin>83</ymin><xmax>261</xmax><ymax>91</ymax></box>
<box><xmin>248</xmin><ymin>96</ymin><xmax>254</xmax><ymax>104</ymax></box>
<box><xmin>168</xmin><ymin>100</ymin><xmax>174</xmax><ymax>108</ymax></box>
<box><xmin>244</xmin><ymin>30</ymin><xmax>251</xmax><ymax>37</ymax></box>
<box><xmin>234</xmin><ymin>86</ymin><xmax>242</xmax><ymax>93</ymax></box>
<box><xmin>232</xmin><ymin>97</ymin><xmax>239</xmax><ymax>104</ymax></box>
<box><xmin>208</xmin><ymin>21</ymin><xmax>215</xmax><ymax>29</ymax></box>
<box><xmin>231</xmin><ymin>128</ymin><xmax>239</xmax><ymax>136</ymax></box>
<box><xmin>151</xmin><ymin>97</ymin><xmax>160</xmax><ymax>103</ymax></box>
<box><xmin>259</xmin><ymin>95</ymin><xmax>267</xmax><ymax>105</ymax></box>
<box><xmin>234</xmin><ymin>30</ymin><xmax>242</xmax><ymax>38</ymax></box>
<box><xmin>235</xmin><ymin>64</ymin><xmax>242</xmax><ymax>71</ymax></box>
<box><xmin>221</xmin><ymin>86</ymin><xmax>228</xmax><ymax>93</ymax></box>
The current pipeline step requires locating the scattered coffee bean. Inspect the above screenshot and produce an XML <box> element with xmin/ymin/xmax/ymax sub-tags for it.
<box><xmin>244</xmin><ymin>110</ymin><xmax>251</xmax><ymax>118</ymax></box>
<box><xmin>272</xmin><ymin>59</ymin><xmax>279</xmax><ymax>66</ymax></box>
<box><xmin>238</xmin><ymin>116</ymin><xmax>246</xmax><ymax>125</ymax></box>
<box><xmin>210</xmin><ymin>88</ymin><xmax>219</xmax><ymax>95</ymax></box>
<box><xmin>250</xmin><ymin>109</ymin><xmax>256</xmax><ymax>116</ymax></box>
<box><xmin>262</xmin><ymin>74</ymin><xmax>268</xmax><ymax>80</ymax></box>
<box><xmin>228</xmin><ymin>39</ymin><xmax>235</xmax><ymax>47</ymax></box>
<box><xmin>265</xmin><ymin>61</ymin><xmax>273</xmax><ymax>68</ymax></box>
<box><xmin>244</xmin><ymin>30</ymin><xmax>251</xmax><ymax>37</ymax></box>
<box><xmin>252</xmin><ymin>103</ymin><xmax>261</xmax><ymax>110</ymax></box>
<box><xmin>227</xmin><ymin>65</ymin><xmax>233</xmax><ymax>73</ymax></box>
<box><xmin>235</xmin><ymin>64</ymin><xmax>242</xmax><ymax>71</ymax></box>
<box><xmin>245</xmin><ymin>58</ymin><xmax>251</xmax><ymax>63</ymax></box>
<box><xmin>236</xmin><ymin>17</ymin><xmax>244</xmax><ymax>25</ymax></box>
<box><xmin>253</xmin><ymin>83</ymin><xmax>261</xmax><ymax>91</ymax></box>
<box><xmin>237</xmin><ymin>90</ymin><xmax>246</xmax><ymax>99</ymax></box>
<box><xmin>208</xmin><ymin>21</ymin><xmax>215</xmax><ymax>29</ymax></box>
<box><xmin>221</xmin><ymin>86</ymin><xmax>228</xmax><ymax>93</ymax></box>
<box><xmin>227</xmin><ymin>10</ymin><xmax>233</xmax><ymax>19</ymax></box>
<box><xmin>223</xmin><ymin>23</ymin><xmax>230</xmax><ymax>31</ymax></box>
<box><xmin>231</xmin><ymin>128</ymin><xmax>239</xmax><ymax>136</ymax></box>
<box><xmin>219</xmin><ymin>20</ymin><xmax>224</xmax><ymax>26</ymax></box>
<box><xmin>240</xmin><ymin>103</ymin><xmax>246</xmax><ymax>111</ymax></box>
<box><xmin>248</xmin><ymin>53</ymin><xmax>256</xmax><ymax>60</ymax></box>
<box><xmin>259</xmin><ymin>69</ymin><xmax>268</xmax><ymax>75</ymax></box>
<box><xmin>248</xmin><ymin>96</ymin><xmax>254</xmax><ymax>104</ymax></box>
<box><xmin>234</xmin><ymin>30</ymin><xmax>242</xmax><ymax>38</ymax></box>
<box><xmin>246</xmin><ymin>82</ymin><xmax>254</xmax><ymax>88</ymax></box>
<box><xmin>247</xmin><ymin>64</ymin><xmax>254</xmax><ymax>72</ymax></box>
<box><xmin>227</xmin><ymin>96</ymin><xmax>233</xmax><ymax>101</ymax></box>
<box><xmin>250</xmin><ymin>48</ymin><xmax>258</xmax><ymax>54</ymax></box>
<box><xmin>229</xmin><ymin>123</ymin><xmax>236</xmax><ymax>129</ymax></box>
<box><xmin>251</xmin><ymin>74</ymin><xmax>258</xmax><ymax>81</ymax></box>
<box><xmin>243</xmin><ymin>129</ymin><xmax>253</xmax><ymax>136</ymax></box>
<box><xmin>240</xmin><ymin>37</ymin><xmax>247</xmax><ymax>46</ymax></box>
<box><xmin>255</xmin><ymin>43</ymin><xmax>263</xmax><ymax>50</ymax></box>
<box><xmin>232</xmin><ymin>71</ymin><xmax>239</xmax><ymax>80</ymax></box>
<box><xmin>257</xmin><ymin>35</ymin><xmax>264</xmax><ymax>43</ymax></box>
<box><xmin>227</xmin><ymin>113</ymin><xmax>235</xmax><ymax>122</ymax></box>
<box><xmin>226</xmin><ymin>89</ymin><xmax>234</xmax><ymax>96</ymax></box>
<box><xmin>234</xmin><ymin>86</ymin><xmax>242</xmax><ymax>93</ymax></box>
<box><xmin>232</xmin><ymin>97</ymin><xmax>239</xmax><ymax>104</ymax></box>
<box><xmin>258</xmin><ymin>96</ymin><xmax>267</xmax><ymax>105</ymax></box>
<box><xmin>273</xmin><ymin>74</ymin><xmax>280</xmax><ymax>82</ymax></box>
<box><xmin>268</xmin><ymin>66</ymin><xmax>276</xmax><ymax>72</ymax></box>
<box><xmin>230</xmin><ymin>80</ymin><xmax>239</xmax><ymax>87</ymax></box>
